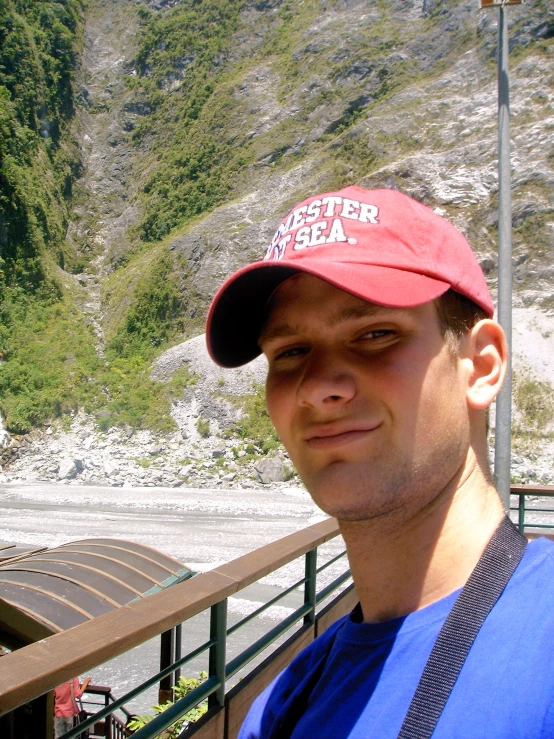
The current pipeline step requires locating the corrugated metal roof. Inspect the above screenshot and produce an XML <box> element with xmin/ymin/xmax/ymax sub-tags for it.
<box><xmin>0</xmin><ymin>541</ymin><xmax>46</xmax><ymax>562</ymax></box>
<box><xmin>0</xmin><ymin>539</ymin><xmax>193</xmax><ymax>648</ymax></box>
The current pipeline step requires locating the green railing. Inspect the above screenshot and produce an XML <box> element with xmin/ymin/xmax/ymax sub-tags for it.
<box><xmin>3</xmin><ymin>487</ymin><xmax>554</xmax><ymax>739</ymax></box>
<box><xmin>511</xmin><ymin>484</ymin><xmax>554</xmax><ymax>534</ymax></box>
<box><xmin>0</xmin><ymin>518</ymin><xmax>351</xmax><ymax>739</ymax></box>
<box><xmin>60</xmin><ymin>538</ymin><xmax>350</xmax><ymax>739</ymax></box>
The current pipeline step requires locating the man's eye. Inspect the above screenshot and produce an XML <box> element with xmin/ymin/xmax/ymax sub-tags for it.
<box><xmin>274</xmin><ymin>346</ymin><xmax>310</xmax><ymax>360</ymax></box>
<box><xmin>360</xmin><ymin>329</ymin><xmax>395</xmax><ymax>341</ymax></box>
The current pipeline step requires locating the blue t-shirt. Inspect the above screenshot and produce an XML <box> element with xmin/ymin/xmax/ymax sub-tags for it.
<box><xmin>240</xmin><ymin>538</ymin><xmax>554</xmax><ymax>738</ymax></box>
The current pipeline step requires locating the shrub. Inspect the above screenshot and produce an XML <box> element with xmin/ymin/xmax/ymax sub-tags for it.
<box><xmin>127</xmin><ymin>671</ymin><xmax>208</xmax><ymax>737</ymax></box>
<box><xmin>513</xmin><ymin>369</ymin><xmax>554</xmax><ymax>435</ymax></box>
<box><xmin>224</xmin><ymin>383</ymin><xmax>281</xmax><ymax>454</ymax></box>
<box><xmin>196</xmin><ymin>416</ymin><xmax>210</xmax><ymax>437</ymax></box>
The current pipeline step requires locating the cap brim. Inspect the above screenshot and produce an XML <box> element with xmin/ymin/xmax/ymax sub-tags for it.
<box><xmin>206</xmin><ymin>260</ymin><xmax>451</xmax><ymax>367</ymax></box>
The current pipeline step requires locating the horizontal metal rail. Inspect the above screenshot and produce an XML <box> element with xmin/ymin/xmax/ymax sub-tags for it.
<box><xmin>316</xmin><ymin>570</ymin><xmax>352</xmax><ymax>604</ymax></box>
<box><xmin>317</xmin><ymin>549</ymin><xmax>348</xmax><ymax>573</ymax></box>
<box><xmin>226</xmin><ymin>575</ymin><xmax>308</xmax><ymax>636</ymax></box>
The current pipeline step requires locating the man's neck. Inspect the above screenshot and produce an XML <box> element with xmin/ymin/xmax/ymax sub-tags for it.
<box><xmin>338</xmin><ymin>463</ymin><xmax>504</xmax><ymax>623</ymax></box>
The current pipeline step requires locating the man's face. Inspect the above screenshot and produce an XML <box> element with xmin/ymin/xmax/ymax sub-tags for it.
<box><xmin>259</xmin><ymin>274</ymin><xmax>472</xmax><ymax>522</ymax></box>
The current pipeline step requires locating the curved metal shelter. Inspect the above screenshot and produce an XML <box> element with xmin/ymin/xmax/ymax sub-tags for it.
<box><xmin>0</xmin><ymin>538</ymin><xmax>193</xmax><ymax>649</ymax></box>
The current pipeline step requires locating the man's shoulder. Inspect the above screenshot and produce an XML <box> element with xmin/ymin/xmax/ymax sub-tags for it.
<box><xmin>498</xmin><ymin>535</ymin><xmax>554</xmax><ymax>616</ymax></box>
<box><xmin>486</xmin><ymin>535</ymin><xmax>554</xmax><ymax>619</ymax></box>
<box><xmin>526</xmin><ymin>535</ymin><xmax>554</xmax><ymax>557</ymax></box>
<box><xmin>514</xmin><ymin>535</ymin><xmax>554</xmax><ymax>581</ymax></box>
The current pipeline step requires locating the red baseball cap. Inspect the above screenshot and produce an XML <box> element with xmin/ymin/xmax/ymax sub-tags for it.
<box><xmin>206</xmin><ymin>186</ymin><xmax>493</xmax><ymax>367</ymax></box>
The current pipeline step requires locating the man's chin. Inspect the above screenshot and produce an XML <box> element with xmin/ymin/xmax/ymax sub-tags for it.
<box><xmin>302</xmin><ymin>461</ymin><xmax>402</xmax><ymax>522</ymax></box>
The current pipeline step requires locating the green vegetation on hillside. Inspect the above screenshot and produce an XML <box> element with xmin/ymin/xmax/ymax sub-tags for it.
<box><xmin>0</xmin><ymin>0</ymin><xmax>194</xmax><ymax>434</ymax></box>
<box><xmin>513</xmin><ymin>368</ymin><xmax>554</xmax><ymax>437</ymax></box>
<box><xmin>128</xmin><ymin>0</ymin><xmax>247</xmax><ymax>242</ymax></box>
<box><xmin>0</xmin><ymin>0</ymin><xmax>91</xmax><ymax>431</ymax></box>
<box><xmin>108</xmin><ymin>254</ymin><xmax>184</xmax><ymax>356</ymax></box>
<box><xmin>108</xmin><ymin>0</ymin><xmax>437</xmax><ymax>356</ymax></box>
<box><xmin>224</xmin><ymin>383</ymin><xmax>281</xmax><ymax>455</ymax></box>
<box><xmin>126</xmin><ymin>0</ymin><xmax>424</xmax><ymax>246</ymax></box>
<box><xmin>0</xmin><ymin>285</ymin><xmax>102</xmax><ymax>433</ymax></box>
<box><xmin>0</xmin><ymin>0</ymin><xmax>83</xmax><ymax>289</ymax></box>
<box><xmin>0</xmin><ymin>276</ymin><xmax>199</xmax><ymax>434</ymax></box>
<box><xmin>1</xmin><ymin>0</ymin><xmax>551</xmax><ymax>441</ymax></box>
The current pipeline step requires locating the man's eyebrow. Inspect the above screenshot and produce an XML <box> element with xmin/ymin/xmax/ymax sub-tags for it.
<box><xmin>258</xmin><ymin>322</ymin><xmax>298</xmax><ymax>346</ymax></box>
<box><xmin>336</xmin><ymin>304</ymin><xmax>395</xmax><ymax>322</ymax></box>
<box><xmin>258</xmin><ymin>303</ymin><xmax>402</xmax><ymax>346</ymax></box>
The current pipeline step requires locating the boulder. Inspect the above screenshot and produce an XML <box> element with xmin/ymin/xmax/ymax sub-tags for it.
<box><xmin>255</xmin><ymin>456</ymin><xmax>285</xmax><ymax>484</ymax></box>
<box><xmin>58</xmin><ymin>460</ymin><xmax>78</xmax><ymax>480</ymax></box>
<box><xmin>103</xmin><ymin>460</ymin><xmax>119</xmax><ymax>477</ymax></box>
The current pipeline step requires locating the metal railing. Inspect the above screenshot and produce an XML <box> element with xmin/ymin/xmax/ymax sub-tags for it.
<box><xmin>2</xmin><ymin>486</ymin><xmax>553</xmax><ymax>739</ymax></box>
<box><xmin>510</xmin><ymin>485</ymin><xmax>554</xmax><ymax>534</ymax></box>
<box><xmin>62</xmin><ymin>546</ymin><xmax>350</xmax><ymax>739</ymax></box>
<box><xmin>81</xmin><ymin>686</ymin><xmax>131</xmax><ymax>739</ymax></box>
<box><xmin>0</xmin><ymin>518</ymin><xmax>351</xmax><ymax>739</ymax></box>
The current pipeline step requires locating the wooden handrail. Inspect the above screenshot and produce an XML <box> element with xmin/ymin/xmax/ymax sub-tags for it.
<box><xmin>0</xmin><ymin>518</ymin><xmax>340</xmax><ymax>715</ymax></box>
<box><xmin>510</xmin><ymin>485</ymin><xmax>554</xmax><ymax>496</ymax></box>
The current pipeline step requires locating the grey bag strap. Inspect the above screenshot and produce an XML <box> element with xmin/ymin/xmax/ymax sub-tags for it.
<box><xmin>397</xmin><ymin>516</ymin><xmax>527</xmax><ymax>739</ymax></box>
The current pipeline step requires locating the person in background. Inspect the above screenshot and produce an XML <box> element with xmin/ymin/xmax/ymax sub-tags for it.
<box><xmin>53</xmin><ymin>676</ymin><xmax>91</xmax><ymax>738</ymax></box>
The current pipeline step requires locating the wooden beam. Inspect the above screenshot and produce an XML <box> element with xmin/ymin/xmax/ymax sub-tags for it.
<box><xmin>0</xmin><ymin>597</ymin><xmax>55</xmax><ymax>646</ymax></box>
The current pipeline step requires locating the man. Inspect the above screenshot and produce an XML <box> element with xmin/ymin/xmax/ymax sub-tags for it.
<box><xmin>206</xmin><ymin>187</ymin><xmax>554</xmax><ymax>737</ymax></box>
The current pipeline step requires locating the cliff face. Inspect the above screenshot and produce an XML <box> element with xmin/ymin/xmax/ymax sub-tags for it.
<box><xmin>73</xmin><ymin>0</ymin><xmax>553</xmax><ymax>348</ymax></box>
<box><xmin>0</xmin><ymin>0</ymin><xmax>553</xmax><ymax>443</ymax></box>
<box><xmin>150</xmin><ymin>0</ymin><xmax>553</xmax><ymax>320</ymax></box>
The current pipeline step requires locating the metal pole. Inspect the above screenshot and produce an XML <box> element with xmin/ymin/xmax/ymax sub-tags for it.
<box><xmin>174</xmin><ymin>623</ymin><xmax>182</xmax><ymax>684</ymax></box>
<box><xmin>303</xmin><ymin>549</ymin><xmax>318</xmax><ymax>628</ymax></box>
<box><xmin>208</xmin><ymin>600</ymin><xmax>227</xmax><ymax>708</ymax></box>
<box><xmin>159</xmin><ymin>629</ymin><xmax>175</xmax><ymax>704</ymax></box>
<box><xmin>494</xmin><ymin>3</ymin><xmax>513</xmax><ymax>512</ymax></box>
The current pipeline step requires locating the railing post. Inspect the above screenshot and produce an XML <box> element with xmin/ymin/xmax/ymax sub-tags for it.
<box><xmin>159</xmin><ymin>628</ymin><xmax>175</xmax><ymax>704</ymax></box>
<box><xmin>518</xmin><ymin>494</ymin><xmax>525</xmax><ymax>534</ymax></box>
<box><xmin>208</xmin><ymin>600</ymin><xmax>227</xmax><ymax>708</ymax></box>
<box><xmin>304</xmin><ymin>549</ymin><xmax>317</xmax><ymax>627</ymax></box>
<box><xmin>175</xmin><ymin>623</ymin><xmax>182</xmax><ymax>684</ymax></box>
<box><xmin>102</xmin><ymin>690</ymin><xmax>110</xmax><ymax>739</ymax></box>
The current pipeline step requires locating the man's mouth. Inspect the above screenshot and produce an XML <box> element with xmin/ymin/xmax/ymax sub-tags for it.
<box><xmin>304</xmin><ymin>422</ymin><xmax>380</xmax><ymax>450</ymax></box>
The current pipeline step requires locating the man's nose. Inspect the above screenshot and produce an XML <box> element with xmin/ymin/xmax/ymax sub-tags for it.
<box><xmin>297</xmin><ymin>352</ymin><xmax>356</xmax><ymax>409</ymax></box>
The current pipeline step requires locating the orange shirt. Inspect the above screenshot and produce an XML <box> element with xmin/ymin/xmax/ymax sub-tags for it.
<box><xmin>53</xmin><ymin>678</ymin><xmax>82</xmax><ymax>718</ymax></box>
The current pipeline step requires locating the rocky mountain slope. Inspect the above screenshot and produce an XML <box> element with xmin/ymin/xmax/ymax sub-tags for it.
<box><xmin>1</xmin><ymin>0</ymin><xmax>553</xmax><ymax>486</ymax></box>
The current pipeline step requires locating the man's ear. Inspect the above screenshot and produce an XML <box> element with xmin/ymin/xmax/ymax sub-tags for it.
<box><xmin>463</xmin><ymin>320</ymin><xmax>508</xmax><ymax>411</ymax></box>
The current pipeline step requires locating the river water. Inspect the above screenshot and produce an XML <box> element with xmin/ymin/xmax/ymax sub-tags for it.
<box><xmin>0</xmin><ymin>483</ymin><xmax>343</xmax><ymax>715</ymax></box>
